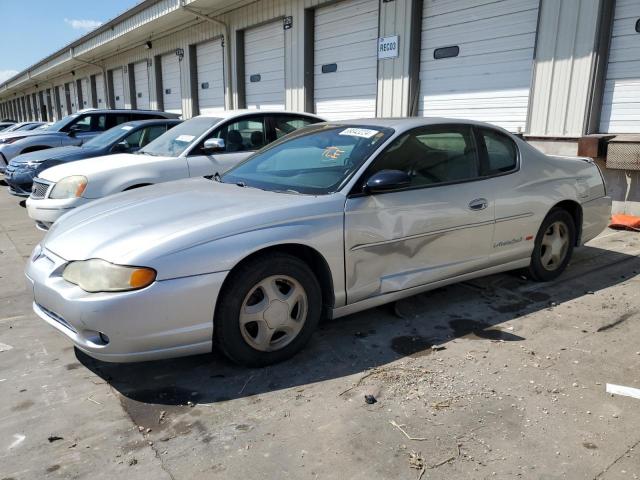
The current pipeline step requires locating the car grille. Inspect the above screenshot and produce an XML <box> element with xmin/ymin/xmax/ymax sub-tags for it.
<box><xmin>37</xmin><ymin>304</ymin><xmax>78</xmax><ymax>333</ymax></box>
<box><xmin>31</xmin><ymin>180</ymin><xmax>50</xmax><ymax>199</ymax></box>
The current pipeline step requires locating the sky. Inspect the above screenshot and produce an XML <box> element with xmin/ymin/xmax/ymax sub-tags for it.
<box><xmin>0</xmin><ymin>0</ymin><xmax>140</xmax><ymax>83</ymax></box>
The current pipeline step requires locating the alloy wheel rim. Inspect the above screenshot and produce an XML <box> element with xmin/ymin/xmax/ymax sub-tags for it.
<box><xmin>239</xmin><ymin>275</ymin><xmax>308</xmax><ymax>352</ymax></box>
<box><xmin>540</xmin><ymin>221</ymin><xmax>569</xmax><ymax>271</ymax></box>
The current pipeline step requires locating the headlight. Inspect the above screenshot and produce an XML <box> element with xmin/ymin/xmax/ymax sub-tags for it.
<box><xmin>49</xmin><ymin>175</ymin><xmax>88</xmax><ymax>199</ymax></box>
<box><xmin>62</xmin><ymin>259</ymin><xmax>156</xmax><ymax>292</ymax></box>
<box><xmin>24</xmin><ymin>161</ymin><xmax>41</xmax><ymax>170</ymax></box>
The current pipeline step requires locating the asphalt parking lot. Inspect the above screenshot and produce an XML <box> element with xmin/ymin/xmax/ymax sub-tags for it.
<box><xmin>1</xmin><ymin>180</ymin><xmax>639</xmax><ymax>480</ymax></box>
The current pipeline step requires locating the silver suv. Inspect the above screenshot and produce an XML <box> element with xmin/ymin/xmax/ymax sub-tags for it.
<box><xmin>0</xmin><ymin>109</ymin><xmax>180</xmax><ymax>173</ymax></box>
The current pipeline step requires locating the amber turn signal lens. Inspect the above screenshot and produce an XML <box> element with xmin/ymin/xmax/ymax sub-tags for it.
<box><xmin>129</xmin><ymin>268</ymin><xmax>156</xmax><ymax>289</ymax></box>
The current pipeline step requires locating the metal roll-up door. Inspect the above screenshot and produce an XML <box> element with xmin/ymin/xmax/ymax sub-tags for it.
<box><xmin>314</xmin><ymin>0</ymin><xmax>379</xmax><ymax>120</ymax></box>
<box><xmin>600</xmin><ymin>0</ymin><xmax>640</xmax><ymax>133</ymax></box>
<box><xmin>112</xmin><ymin>68</ymin><xmax>125</xmax><ymax>109</ymax></box>
<box><xmin>134</xmin><ymin>61</ymin><xmax>150</xmax><ymax>110</ymax></box>
<box><xmin>419</xmin><ymin>0</ymin><xmax>539</xmax><ymax>133</ymax></box>
<box><xmin>80</xmin><ymin>79</ymin><xmax>89</xmax><ymax>109</ymax></box>
<box><xmin>244</xmin><ymin>21</ymin><xmax>285</xmax><ymax>109</ymax></box>
<box><xmin>196</xmin><ymin>39</ymin><xmax>225</xmax><ymax>115</ymax></box>
<box><xmin>95</xmin><ymin>73</ymin><xmax>106</xmax><ymax>107</ymax></box>
<box><xmin>161</xmin><ymin>53</ymin><xmax>182</xmax><ymax>114</ymax></box>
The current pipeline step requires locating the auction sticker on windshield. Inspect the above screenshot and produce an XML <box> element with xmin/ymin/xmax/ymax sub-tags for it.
<box><xmin>339</xmin><ymin>128</ymin><xmax>379</xmax><ymax>139</ymax></box>
<box><xmin>121</xmin><ymin>126</ymin><xmax>134</xmax><ymax>131</ymax></box>
<box><xmin>176</xmin><ymin>134</ymin><xmax>195</xmax><ymax>142</ymax></box>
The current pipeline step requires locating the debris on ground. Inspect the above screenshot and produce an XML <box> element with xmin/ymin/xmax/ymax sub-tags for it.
<box><xmin>47</xmin><ymin>435</ymin><xmax>63</xmax><ymax>443</ymax></box>
<box><xmin>364</xmin><ymin>394</ymin><xmax>377</xmax><ymax>404</ymax></box>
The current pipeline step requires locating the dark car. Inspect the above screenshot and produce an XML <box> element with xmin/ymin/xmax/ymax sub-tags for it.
<box><xmin>5</xmin><ymin>119</ymin><xmax>181</xmax><ymax>196</ymax></box>
<box><xmin>0</xmin><ymin>122</ymin><xmax>15</xmax><ymax>131</ymax></box>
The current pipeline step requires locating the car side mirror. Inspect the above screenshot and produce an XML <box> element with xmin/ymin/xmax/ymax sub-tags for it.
<box><xmin>67</xmin><ymin>125</ymin><xmax>82</xmax><ymax>137</ymax></box>
<box><xmin>364</xmin><ymin>170</ymin><xmax>411</xmax><ymax>193</ymax></box>
<box><xmin>203</xmin><ymin>138</ymin><xmax>225</xmax><ymax>154</ymax></box>
<box><xmin>112</xmin><ymin>141</ymin><xmax>129</xmax><ymax>153</ymax></box>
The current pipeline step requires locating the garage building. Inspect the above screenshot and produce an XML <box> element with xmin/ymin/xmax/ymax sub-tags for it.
<box><xmin>0</xmin><ymin>0</ymin><xmax>638</xmax><ymax>213</ymax></box>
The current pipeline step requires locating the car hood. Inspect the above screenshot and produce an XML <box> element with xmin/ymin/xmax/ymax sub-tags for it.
<box><xmin>0</xmin><ymin>130</ymin><xmax>64</xmax><ymax>142</ymax></box>
<box><xmin>43</xmin><ymin>178</ymin><xmax>341</xmax><ymax>268</ymax></box>
<box><xmin>10</xmin><ymin>146</ymin><xmax>90</xmax><ymax>165</ymax></box>
<box><xmin>38</xmin><ymin>153</ymin><xmax>175</xmax><ymax>182</ymax></box>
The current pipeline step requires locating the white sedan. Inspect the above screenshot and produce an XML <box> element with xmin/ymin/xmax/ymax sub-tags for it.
<box><xmin>25</xmin><ymin>110</ymin><xmax>322</xmax><ymax>229</ymax></box>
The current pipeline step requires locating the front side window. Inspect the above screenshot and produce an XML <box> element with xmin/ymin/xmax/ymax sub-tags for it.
<box><xmin>222</xmin><ymin>124</ymin><xmax>393</xmax><ymax>194</ymax></box>
<box><xmin>138</xmin><ymin>125</ymin><xmax>167</xmax><ymax>148</ymax></box>
<box><xmin>480</xmin><ymin>129</ymin><xmax>517</xmax><ymax>175</ymax></box>
<box><xmin>365</xmin><ymin>125</ymin><xmax>479</xmax><ymax>189</ymax></box>
<box><xmin>190</xmin><ymin>117</ymin><xmax>266</xmax><ymax>155</ymax></box>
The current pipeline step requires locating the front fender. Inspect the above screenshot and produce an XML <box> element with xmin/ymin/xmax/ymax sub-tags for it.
<box><xmin>85</xmin><ymin>160</ymin><xmax>190</xmax><ymax>198</ymax></box>
<box><xmin>140</xmin><ymin>216</ymin><xmax>346</xmax><ymax>307</ymax></box>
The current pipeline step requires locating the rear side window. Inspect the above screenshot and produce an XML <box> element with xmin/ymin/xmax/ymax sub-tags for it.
<box><xmin>106</xmin><ymin>113</ymin><xmax>131</xmax><ymax>129</ymax></box>
<box><xmin>480</xmin><ymin>129</ymin><xmax>517</xmax><ymax>175</ymax></box>
<box><xmin>272</xmin><ymin>115</ymin><xmax>318</xmax><ymax>139</ymax></box>
<box><xmin>368</xmin><ymin>125</ymin><xmax>479</xmax><ymax>188</ymax></box>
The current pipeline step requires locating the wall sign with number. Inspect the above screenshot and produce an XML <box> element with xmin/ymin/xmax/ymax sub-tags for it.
<box><xmin>378</xmin><ymin>35</ymin><xmax>399</xmax><ymax>59</ymax></box>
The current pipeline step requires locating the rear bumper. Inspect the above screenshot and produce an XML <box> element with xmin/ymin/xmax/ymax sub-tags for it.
<box><xmin>581</xmin><ymin>196</ymin><xmax>612</xmax><ymax>245</ymax></box>
<box><xmin>26</xmin><ymin>247</ymin><xmax>228</xmax><ymax>363</ymax></box>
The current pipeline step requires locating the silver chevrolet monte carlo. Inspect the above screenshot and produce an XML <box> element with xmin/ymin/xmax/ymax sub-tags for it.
<box><xmin>25</xmin><ymin>118</ymin><xmax>611</xmax><ymax>367</ymax></box>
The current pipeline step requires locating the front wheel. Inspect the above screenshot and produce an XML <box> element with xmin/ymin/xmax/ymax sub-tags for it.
<box><xmin>214</xmin><ymin>253</ymin><xmax>322</xmax><ymax>367</ymax></box>
<box><xmin>527</xmin><ymin>208</ymin><xmax>576</xmax><ymax>282</ymax></box>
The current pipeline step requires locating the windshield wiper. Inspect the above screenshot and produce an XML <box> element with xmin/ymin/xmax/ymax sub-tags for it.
<box><xmin>273</xmin><ymin>188</ymin><xmax>302</xmax><ymax>194</ymax></box>
<box><xmin>235</xmin><ymin>181</ymin><xmax>246</xmax><ymax>187</ymax></box>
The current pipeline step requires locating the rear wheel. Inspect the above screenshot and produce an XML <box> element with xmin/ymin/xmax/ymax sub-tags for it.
<box><xmin>215</xmin><ymin>253</ymin><xmax>322</xmax><ymax>367</ymax></box>
<box><xmin>527</xmin><ymin>208</ymin><xmax>575</xmax><ymax>281</ymax></box>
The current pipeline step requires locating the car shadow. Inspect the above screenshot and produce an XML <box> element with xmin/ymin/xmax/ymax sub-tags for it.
<box><xmin>78</xmin><ymin>243</ymin><xmax>639</xmax><ymax>411</ymax></box>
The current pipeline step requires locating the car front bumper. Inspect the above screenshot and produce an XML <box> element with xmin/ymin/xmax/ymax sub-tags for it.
<box><xmin>25</xmin><ymin>246</ymin><xmax>228</xmax><ymax>363</ymax></box>
<box><xmin>26</xmin><ymin>196</ymin><xmax>89</xmax><ymax>228</ymax></box>
<box><xmin>4</xmin><ymin>164</ymin><xmax>37</xmax><ymax>196</ymax></box>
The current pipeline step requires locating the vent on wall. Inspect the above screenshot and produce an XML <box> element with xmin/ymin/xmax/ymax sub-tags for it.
<box><xmin>250</xmin><ymin>74</ymin><xmax>261</xmax><ymax>83</ymax></box>
<box><xmin>322</xmin><ymin>63</ymin><xmax>337</xmax><ymax>73</ymax></box>
<box><xmin>434</xmin><ymin>45</ymin><xmax>459</xmax><ymax>59</ymax></box>
<box><xmin>165</xmin><ymin>89</ymin><xmax>171</xmax><ymax>94</ymax></box>
<box><xmin>201</xmin><ymin>82</ymin><xmax>209</xmax><ymax>89</ymax></box>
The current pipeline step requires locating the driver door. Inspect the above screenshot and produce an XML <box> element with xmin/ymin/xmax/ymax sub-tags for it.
<box><xmin>344</xmin><ymin>125</ymin><xmax>495</xmax><ymax>304</ymax></box>
<box><xmin>185</xmin><ymin>116</ymin><xmax>267</xmax><ymax>177</ymax></box>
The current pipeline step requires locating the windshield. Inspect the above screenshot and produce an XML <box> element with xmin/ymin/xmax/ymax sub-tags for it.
<box><xmin>82</xmin><ymin>124</ymin><xmax>133</xmax><ymax>149</ymax></box>
<box><xmin>46</xmin><ymin>114</ymin><xmax>80</xmax><ymax>132</ymax></box>
<box><xmin>221</xmin><ymin>124</ymin><xmax>394</xmax><ymax>195</ymax></box>
<box><xmin>139</xmin><ymin>117</ymin><xmax>220</xmax><ymax>157</ymax></box>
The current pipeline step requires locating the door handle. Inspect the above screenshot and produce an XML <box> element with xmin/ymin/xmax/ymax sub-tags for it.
<box><xmin>468</xmin><ymin>198</ymin><xmax>488</xmax><ymax>211</ymax></box>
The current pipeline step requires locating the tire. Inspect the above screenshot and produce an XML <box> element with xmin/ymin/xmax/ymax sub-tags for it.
<box><xmin>214</xmin><ymin>253</ymin><xmax>322</xmax><ymax>367</ymax></box>
<box><xmin>527</xmin><ymin>208</ymin><xmax>576</xmax><ymax>282</ymax></box>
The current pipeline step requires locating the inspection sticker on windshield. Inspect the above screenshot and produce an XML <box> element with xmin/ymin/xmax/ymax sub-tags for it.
<box><xmin>339</xmin><ymin>127</ymin><xmax>379</xmax><ymax>139</ymax></box>
<box><xmin>120</xmin><ymin>125</ymin><xmax>134</xmax><ymax>131</ymax></box>
<box><xmin>176</xmin><ymin>134</ymin><xmax>195</xmax><ymax>142</ymax></box>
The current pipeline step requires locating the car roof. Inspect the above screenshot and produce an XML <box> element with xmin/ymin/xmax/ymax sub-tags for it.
<box><xmin>74</xmin><ymin>108</ymin><xmax>180</xmax><ymax>118</ymax></box>
<box><xmin>114</xmin><ymin>119</ymin><xmax>183</xmax><ymax>128</ymax></box>
<box><xmin>193</xmin><ymin>109</ymin><xmax>325</xmax><ymax>122</ymax></box>
<box><xmin>324</xmin><ymin>117</ymin><xmax>514</xmax><ymax>135</ymax></box>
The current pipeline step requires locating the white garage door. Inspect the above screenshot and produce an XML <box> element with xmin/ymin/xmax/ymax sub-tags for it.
<box><xmin>95</xmin><ymin>73</ymin><xmax>106</xmax><ymax>107</ymax></box>
<box><xmin>134</xmin><ymin>61</ymin><xmax>150</xmax><ymax>110</ymax></box>
<box><xmin>600</xmin><ymin>0</ymin><xmax>640</xmax><ymax>133</ymax></box>
<box><xmin>196</xmin><ymin>39</ymin><xmax>225</xmax><ymax>115</ymax></box>
<box><xmin>80</xmin><ymin>78</ymin><xmax>89</xmax><ymax>109</ymax></box>
<box><xmin>112</xmin><ymin>68</ymin><xmax>125</xmax><ymax>109</ymax></box>
<box><xmin>314</xmin><ymin>0</ymin><xmax>378</xmax><ymax>120</ymax></box>
<box><xmin>161</xmin><ymin>53</ymin><xmax>182</xmax><ymax>114</ymax></box>
<box><xmin>419</xmin><ymin>0</ymin><xmax>539</xmax><ymax>133</ymax></box>
<box><xmin>244</xmin><ymin>21</ymin><xmax>285</xmax><ymax>109</ymax></box>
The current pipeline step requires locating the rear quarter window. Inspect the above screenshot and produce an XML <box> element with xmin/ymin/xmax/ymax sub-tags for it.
<box><xmin>480</xmin><ymin>129</ymin><xmax>517</xmax><ymax>175</ymax></box>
